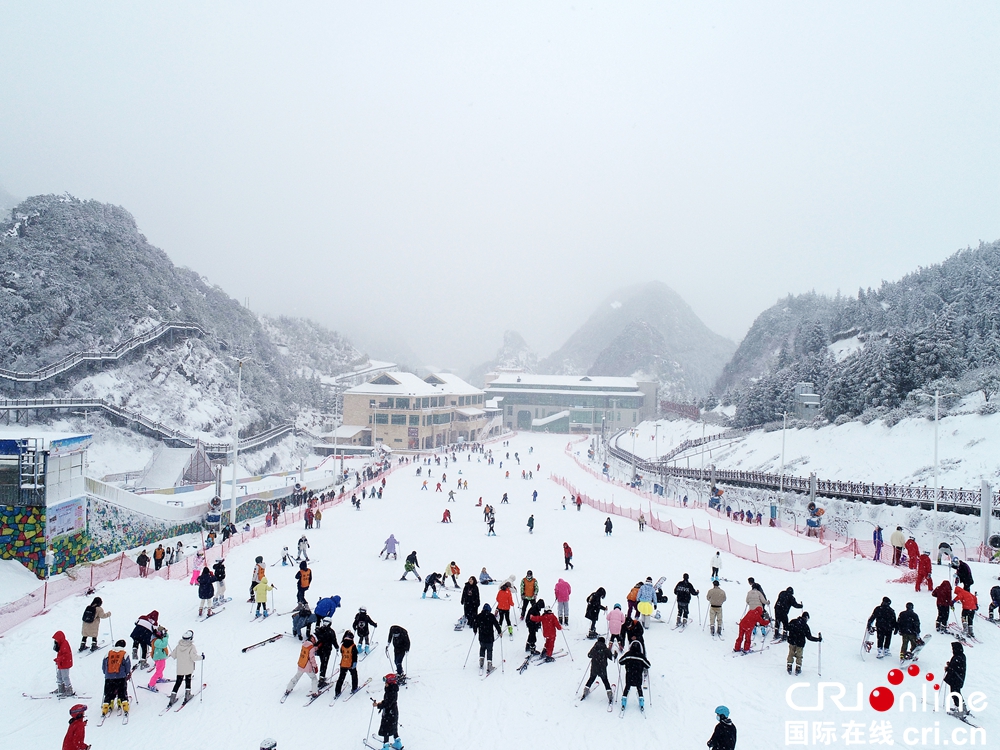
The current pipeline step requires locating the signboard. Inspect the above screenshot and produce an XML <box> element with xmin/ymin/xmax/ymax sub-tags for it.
<box><xmin>48</xmin><ymin>496</ymin><xmax>87</xmax><ymax>539</ymax></box>
<box><xmin>48</xmin><ymin>435</ymin><xmax>93</xmax><ymax>457</ymax></box>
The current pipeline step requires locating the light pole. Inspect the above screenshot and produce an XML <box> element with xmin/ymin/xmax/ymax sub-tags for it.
<box><xmin>779</xmin><ymin>411</ymin><xmax>787</xmax><ymax>495</ymax></box>
<box><xmin>915</xmin><ymin>390</ymin><xmax>959</xmax><ymax>555</ymax></box>
<box><xmin>229</xmin><ymin>359</ymin><xmax>247</xmax><ymax>529</ymax></box>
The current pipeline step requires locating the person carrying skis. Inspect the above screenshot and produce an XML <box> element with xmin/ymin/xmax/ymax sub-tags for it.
<box><xmin>563</xmin><ymin>542</ymin><xmax>574</xmax><ymax>570</ymax></box>
<box><xmin>773</xmin><ymin>587</ymin><xmax>803</xmax><ymax>641</ymax></box>
<box><xmin>905</xmin><ymin>537</ymin><xmax>920</xmax><ymax>569</ymax></box>
<box><xmin>706</xmin><ymin>581</ymin><xmax>727</xmax><ymax>637</ymax></box>
<box><xmin>100</xmin><ymin>639</ymin><xmax>132</xmax><ymax>718</ymax></box>
<box><xmin>212</xmin><ymin>558</ymin><xmax>227</xmax><ymax>606</ymax></box>
<box><xmin>62</xmin><ymin>704</ymin><xmax>88</xmax><ymax>750</ymax></box>
<box><xmin>422</xmin><ymin>571</ymin><xmax>443</xmax><ymax>599</ymax></box>
<box><xmin>147</xmin><ymin>625</ymin><xmax>170</xmax><ymax>691</ymax></box>
<box><xmin>197</xmin><ymin>566</ymin><xmax>216</xmax><ymax>617</ymax></box>
<box><xmin>167</xmin><ymin>629</ymin><xmax>203</xmax><ymax>707</ymax></box>
<box><xmin>284</xmin><ymin>635</ymin><xmax>320</xmax><ymax>699</ymax></box>
<box><xmin>53</xmin><ymin>631</ymin><xmax>75</xmax><ymax>697</ymax></box>
<box><xmin>315</xmin><ymin>594</ymin><xmax>342</xmax><ymax>621</ymax></box>
<box><xmin>386</xmin><ymin>625</ymin><xmax>410</xmax><ymax>677</ymax></box>
<box><xmin>479</xmin><ymin>567</ymin><xmax>494</xmax><ymax>585</ymax></box>
<box><xmin>250</xmin><ymin>555</ymin><xmax>266</xmax><ymax>601</ymax></box>
<box><xmin>952</xmin><ymin>586</ymin><xmax>977</xmax><ymax>637</ymax></box>
<box><xmin>381</xmin><ymin>534</ymin><xmax>399</xmax><ymax>560</ymax></box>
<box><xmin>353</xmin><ymin>607</ymin><xmax>378</xmax><ymax>654</ymax></box>
<box><xmin>710</xmin><ymin>551</ymin><xmax>722</xmax><ymax>582</ymax></box>
<box><xmin>618</xmin><ymin>639</ymin><xmax>651</xmax><ymax>711</ymax></box>
<box><xmin>604</xmin><ymin>517</ymin><xmax>613</xmax><ymax>536</ymax></box>
<box><xmin>334</xmin><ymin>630</ymin><xmax>359</xmax><ymax>698</ymax></box>
<box><xmin>866</xmin><ymin>597</ymin><xmax>897</xmax><ymax>659</ymax></box>
<box><xmin>672</xmin><ymin>574</ymin><xmax>698</xmax><ymax>627</ymax></box>
<box><xmin>707</xmin><ymin>706</ymin><xmax>737</xmax><ymax>750</ymax></box>
<box><xmin>916</xmin><ymin>550</ymin><xmax>933</xmax><ymax>592</ymax></box>
<box><xmin>373</xmin><ymin>674</ymin><xmax>402</xmax><ymax>750</ymax></box>
<box><xmin>607</xmin><ymin>603</ymin><xmax>626</xmax><ymax>654</ymax></box>
<box><xmin>734</xmin><ymin>606</ymin><xmax>769</xmax><ymax>654</ymax></box>
<box><xmin>785</xmin><ymin>612</ymin><xmax>821</xmax><ymax>674</ymax></box>
<box><xmin>315</xmin><ymin>617</ymin><xmax>339</xmax><ymax>688</ymax></box>
<box><xmin>296</xmin><ymin>561</ymin><xmax>312</xmax><ymax>604</ymax></box>
<box><xmin>444</xmin><ymin>561</ymin><xmax>461</xmax><ymax>589</ymax></box>
<box><xmin>297</xmin><ymin>535</ymin><xmax>310</xmax><ymax>562</ymax></box>
<box><xmin>944</xmin><ymin>641</ymin><xmax>967</xmax><ymax>716</ymax></box>
<box><xmin>400</xmin><ymin>551</ymin><xmax>420</xmax><ymax>581</ymax></box>
<box><xmin>291</xmin><ymin>601</ymin><xmax>317</xmax><ymax>640</ymax></box>
<box><xmin>460</xmin><ymin>576</ymin><xmax>480</xmax><ymax>628</ymax></box>
<box><xmin>581</xmin><ymin>635</ymin><xmax>614</xmax><ymax>703</ymax></box>
<box><xmin>80</xmin><ymin>596</ymin><xmax>111</xmax><ymax>652</ymax></box>
<box><xmin>129</xmin><ymin>610</ymin><xmax>159</xmax><ymax>669</ymax></box>
<box><xmin>520</xmin><ymin>571</ymin><xmax>539</xmax><ymax>619</ymax></box>
<box><xmin>254</xmin><ymin>577</ymin><xmax>275</xmax><ymax>617</ymax></box>
<box><xmin>585</xmin><ymin>587</ymin><xmax>607</xmax><ymax>638</ymax></box>
<box><xmin>554</xmin><ymin>578</ymin><xmax>572</xmax><ymax>626</ymax></box>
<box><xmin>473</xmin><ymin>604</ymin><xmax>502</xmax><ymax>673</ymax></box>
<box><xmin>952</xmin><ymin>557</ymin><xmax>974</xmax><ymax>589</ymax></box>
<box><xmin>932</xmin><ymin>578</ymin><xmax>953</xmax><ymax>632</ymax></box>
<box><xmin>529</xmin><ymin>606</ymin><xmax>562</xmax><ymax>661</ymax></box>
<box><xmin>897</xmin><ymin>602</ymin><xmax>921</xmax><ymax>660</ymax></box>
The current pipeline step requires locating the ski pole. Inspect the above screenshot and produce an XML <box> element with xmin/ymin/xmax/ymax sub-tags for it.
<box><xmin>367</xmin><ymin>699</ymin><xmax>377</xmax><ymax>742</ymax></box>
<box><xmin>576</xmin><ymin>664</ymin><xmax>589</xmax><ymax>694</ymax></box>
<box><xmin>200</xmin><ymin>656</ymin><xmax>205</xmax><ymax>702</ymax></box>
<box><xmin>499</xmin><ymin>628</ymin><xmax>505</xmax><ymax>673</ymax></box>
<box><xmin>560</xmin><ymin>629</ymin><xmax>574</xmax><ymax>661</ymax></box>
<box><xmin>109</xmin><ymin>615</ymin><xmax>114</xmax><ymax>644</ymax></box>
<box><xmin>696</xmin><ymin>597</ymin><xmax>702</xmax><ymax>628</ymax></box>
<box><xmin>128</xmin><ymin>668</ymin><xmax>139</xmax><ymax>705</ymax></box>
<box><xmin>817</xmin><ymin>638</ymin><xmax>822</xmax><ymax>677</ymax></box>
<box><xmin>666</xmin><ymin>601</ymin><xmax>675</xmax><ymax>623</ymax></box>
<box><xmin>463</xmin><ymin>631</ymin><xmax>477</xmax><ymax>668</ymax></box>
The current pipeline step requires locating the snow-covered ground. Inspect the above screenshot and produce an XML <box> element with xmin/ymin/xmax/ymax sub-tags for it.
<box><xmin>627</xmin><ymin>411</ymin><xmax>1000</xmax><ymax>489</ymax></box>
<box><xmin>4</xmin><ymin>433</ymin><xmax>997</xmax><ymax>749</ymax></box>
<box><xmin>0</xmin><ymin>559</ymin><xmax>46</xmax><ymax>605</ymax></box>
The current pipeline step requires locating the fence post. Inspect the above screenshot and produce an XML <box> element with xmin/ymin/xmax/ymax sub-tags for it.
<box><xmin>755</xmin><ymin>544</ymin><xmax>760</xmax><ymax>563</ymax></box>
<box><xmin>117</xmin><ymin>552</ymin><xmax>125</xmax><ymax>580</ymax></box>
<box><xmin>708</xmin><ymin>521</ymin><xmax>713</xmax><ymax>545</ymax></box>
<box><xmin>42</xmin><ymin>579</ymin><xmax>48</xmax><ymax>610</ymax></box>
<box><xmin>726</xmin><ymin>531</ymin><xmax>732</xmax><ymax>553</ymax></box>
<box><xmin>790</xmin><ymin>550</ymin><xmax>795</xmax><ymax>572</ymax></box>
<box><xmin>90</xmin><ymin>566</ymin><xmax>94</xmax><ymax>589</ymax></box>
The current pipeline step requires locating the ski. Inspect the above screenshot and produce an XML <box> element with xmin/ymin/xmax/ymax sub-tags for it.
<box><xmin>481</xmin><ymin>664</ymin><xmax>498</xmax><ymax>680</ymax></box>
<box><xmin>454</xmin><ymin>615</ymin><xmax>467</xmax><ymax>631</ymax></box>
<box><xmin>197</xmin><ymin>607</ymin><xmax>226</xmax><ymax>622</ymax></box>
<box><xmin>517</xmin><ymin>654</ymin><xmax>534</xmax><ymax>674</ymax></box>
<box><xmin>304</xmin><ymin>683</ymin><xmax>335</xmax><ymax>706</ymax></box>
<box><xmin>343</xmin><ymin>677</ymin><xmax>373</xmax><ymax>701</ymax></box>
<box><xmin>96</xmin><ymin>713</ymin><xmax>110</xmax><ymax>727</ymax></box>
<box><xmin>358</xmin><ymin>642</ymin><xmax>380</xmax><ymax>663</ymax></box>
<box><xmin>23</xmin><ymin>692</ymin><xmax>91</xmax><ymax>700</ymax></box>
<box><xmin>946</xmin><ymin>711</ymin><xmax>980</xmax><ymax>729</ymax></box>
<box><xmin>79</xmin><ymin>641</ymin><xmax>109</xmax><ymax>656</ymax></box>
<box><xmin>243</xmin><ymin>634</ymin><xmax>284</xmax><ymax>652</ymax></box>
<box><xmin>607</xmin><ymin>683</ymin><xmax>618</xmax><ymax>712</ymax></box>
<box><xmin>371</xmin><ymin>735</ymin><xmax>404</xmax><ymax>749</ymax></box>
<box><xmin>173</xmin><ymin>684</ymin><xmax>207</xmax><ymax>711</ymax></box>
<box><xmin>421</xmin><ymin>593</ymin><xmax>450</xmax><ymax>600</ymax></box>
<box><xmin>731</xmin><ymin>645</ymin><xmax>769</xmax><ymax>657</ymax></box>
<box><xmin>976</xmin><ymin>613</ymin><xmax>1000</xmax><ymax>627</ymax></box>
<box><xmin>280</xmin><ymin>690</ymin><xmax>291</xmax><ymax>704</ymax></box>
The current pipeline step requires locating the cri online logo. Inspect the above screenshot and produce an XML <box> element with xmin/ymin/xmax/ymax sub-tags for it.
<box><xmin>870</xmin><ymin>664</ymin><xmax>935</xmax><ymax>712</ymax></box>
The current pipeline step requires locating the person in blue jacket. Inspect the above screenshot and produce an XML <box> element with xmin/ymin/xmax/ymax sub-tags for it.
<box><xmin>315</xmin><ymin>595</ymin><xmax>342</xmax><ymax>620</ymax></box>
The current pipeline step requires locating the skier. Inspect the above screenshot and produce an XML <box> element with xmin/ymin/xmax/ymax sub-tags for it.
<box><xmin>554</xmin><ymin>578</ymin><xmax>572</xmax><ymax>626</ymax></box>
<box><xmin>584</xmin><ymin>587</ymin><xmax>608</xmax><ymax>638</ymax></box>
<box><xmin>296</xmin><ymin>561</ymin><xmax>312</xmax><ymax>603</ymax></box>
<box><xmin>250</xmin><ymin>555</ymin><xmax>266</xmax><ymax>601</ymax></box>
<box><xmin>444</xmin><ymin>561</ymin><xmax>461</xmax><ymax>589</ymax></box>
<box><xmin>487</xmin><ymin>512</ymin><xmax>496</xmax><ymax>536</ymax></box>
<box><xmin>297</xmin><ymin>535</ymin><xmax>310</xmax><ymax>562</ymax></box>
<box><xmin>932</xmin><ymin>578</ymin><xmax>953</xmax><ymax>633</ymax></box>
<box><xmin>386</xmin><ymin>625</ymin><xmax>410</xmax><ymax>677</ymax></box>
<box><xmin>734</xmin><ymin>606</ymin><xmax>770</xmax><ymax>654</ymax></box>
<box><xmin>520</xmin><ymin>571</ymin><xmax>539</xmax><ymax>619</ymax></box>
<box><xmin>80</xmin><ymin>596</ymin><xmax>111</xmax><ymax>652</ymax></box>
<box><xmin>494</xmin><ymin>582</ymin><xmax>515</xmax><ymax>637</ymax></box>
<box><xmin>315</xmin><ymin>617</ymin><xmax>339</xmax><ymax>688</ymax></box>
<box><xmin>400</xmin><ymin>551</ymin><xmax>420</xmax><ymax>581</ymax></box>
<box><xmin>905</xmin><ymin>537</ymin><xmax>920</xmax><ymax>569</ymax></box>
<box><xmin>745</xmin><ymin>578</ymin><xmax>770</xmax><ymax>618</ymax></box>
<box><xmin>284</xmin><ymin>634</ymin><xmax>320</xmax><ymax>699</ymax></box>
<box><xmin>916</xmin><ymin>550</ymin><xmax>933</xmax><ymax>592</ymax></box>
<box><xmin>479</xmin><ymin>567</ymin><xmax>495</xmax><ymax>585</ymax></box>
<box><xmin>315</xmin><ymin>594</ymin><xmax>342</xmax><ymax>621</ymax></box>
<box><xmin>442</xmin><ymin>509</ymin><xmax>452</xmax><ymax>523</ymax></box>
<box><xmin>352</xmin><ymin>607</ymin><xmax>378</xmax><ymax>653</ymax></box>
<box><xmin>706</xmin><ymin>581</ymin><xmax>727</xmax><ymax>636</ymax></box>
<box><xmin>100</xmin><ymin>640</ymin><xmax>131</xmax><ymax>718</ymax></box>
<box><xmin>889</xmin><ymin>526</ymin><xmax>906</xmax><ymax>566</ymax></box>
<box><xmin>527</xmin><ymin>514</ymin><xmax>534</xmax><ymax>534</ymax></box>
<box><xmin>334</xmin><ymin>630</ymin><xmax>359</xmax><ymax>698</ymax></box>
<box><xmin>897</xmin><ymin>603</ymin><xmax>921</xmax><ymax>660</ymax></box>
<box><xmin>197</xmin><ymin>566</ymin><xmax>216</xmax><ymax>617</ymax></box>
<box><xmin>129</xmin><ymin>610</ymin><xmax>159</xmax><ymax>669</ymax></box>
<box><xmin>638</xmin><ymin>512</ymin><xmax>645</xmax><ymax>531</ymax></box>
<box><xmin>576</xmin><ymin>494</ymin><xmax>583</xmax><ymax>511</ymax></box>
<box><xmin>710</xmin><ymin>551</ymin><xmax>722</xmax><ymax>582</ymax></box>
<box><xmin>773</xmin><ymin>587</ymin><xmax>803</xmax><ymax>641</ymax></box>
<box><xmin>53</xmin><ymin>630</ymin><xmax>76</xmax><ymax>697</ymax></box>
<box><xmin>785</xmin><ymin>612</ymin><xmax>821</xmax><ymax>674</ymax></box>
<box><xmin>460</xmin><ymin>576</ymin><xmax>480</xmax><ymax>628</ymax></box>
<box><xmin>937</xmin><ymin>541</ymin><xmax>953</xmax><ymax>566</ymax></box>
<box><xmin>212</xmin><ymin>558</ymin><xmax>227</xmax><ymax>605</ymax></box>
<box><xmin>280</xmin><ymin>548</ymin><xmax>295</xmax><ymax>567</ymax></box>
<box><xmin>378</xmin><ymin>534</ymin><xmax>399</xmax><ymax>560</ymax></box>
<box><xmin>943</xmin><ymin>641</ymin><xmax>968</xmax><ymax>716</ymax></box>
<box><xmin>524</xmin><ymin>599</ymin><xmax>545</xmax><ymax>654</ymax></box>
<box><xmin>291</xmin><ymin>602</ymin><xmax>317</xmax><ymax>640</ymax></box>
<box><xmin>604</xmin><ymin>517</ymin><xmax>613</xmax><ymax>536</ymax></box>
<box><xmin>707</xmin><ymin>706</ymin><xmax>737</xmax><ymax>750</ymax></box>
<box><xmin>952</xmin><ymin>557</ymin><xmax>974</xmax><ymax>589</ymax></box>
<box><xmin>952</xmin><ymin>586</ymin><xmax>977</xmax><ymax>637</ymax></box>
<box><xmin>672</xmin><ymin>574</ymin><xmax>698</xmax><ymax>627</ymax></box>
<box><xmin>989</xmin><ymin>585</ymin><xmax>1000</xmax><ymax>620</ymax></box>
<box><xmin>422</xmin><ymin>571</ymin><xmax>443</xmax><ymax>599</ymax></box>
<box><xmin>62</xmin><ymin>704</ymin><xmax>88</xmax><ymax>750</ymax></box>
<box><xmin>625</xmin><ymin>582</ymin><xmax>642</xmax><ymax>621</ymax></box>
<box><xmin>473</xmin><ymin>604</ymin><xmax>502</xmax><ymax>673</ymax></box>
<box><xmin>563</xmin><ymin>542</ymin><xmax>574</xmax><ymax>571</ymax></box>
<box><xmin>581</xmin><ymin>635</ymin><xmax>614</xmax><ymax>703</ymax></box>
<box><xmin>147</xmin><ymin>625</ymin><xmax>170</xmax><ymax>691</ymax></box>
<box><xmin>374</xmin><ymin>674</ymin><xmax>403</xmax><ymax>750</ymax></box>
<box><xmin>167</xmin><ymin>629</ymin><xmax>203</xmax><ymax>707</ymax></box>
<box><xmin>872</xmin><ymin>526</ymin><xmax>883</xmax><ymax>562</ymax></box>
<box><xmin>529</xmin><ymin>606</ymin><xmax>562</xmax><ymax>661</ymax></box>
<box><xmin>618</xmin><ymin>639</ymin><xmax>651</xmax><ymax>711</ymax></box>
<box><xmin>254</xmin><ymin>577</ymin><xmax>275</xmax><ymax>617</ymax></box>
<box><xmin>866</xmin><ymin>597</ymin><xmax>898</xmax><ymax>659</ymax></box>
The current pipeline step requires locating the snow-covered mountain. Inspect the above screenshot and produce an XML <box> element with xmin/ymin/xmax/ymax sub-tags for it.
<box><xmin>467</xmin><ymin>330</ymin><xmax>539</xmax><ymax>386</ymax></box>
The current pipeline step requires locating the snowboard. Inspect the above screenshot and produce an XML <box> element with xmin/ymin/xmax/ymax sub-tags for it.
<box><xmin>861</xmin><ymin>627</ymin><xmax>874</xmax><ymax>661</ymax></box>
<box><xmin>901</xmin><ymin>634</ymin><xmax>932</xmax><ymax>663</ymax></box>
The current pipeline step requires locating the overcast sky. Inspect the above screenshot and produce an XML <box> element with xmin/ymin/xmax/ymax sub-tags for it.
<box><xmin>2</xmin><ymin>2</ymin><xmax>998</xmax><ymax>371</ymax></box>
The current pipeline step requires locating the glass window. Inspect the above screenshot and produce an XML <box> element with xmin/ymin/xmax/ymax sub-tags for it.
<box><xmin>375</xmin><ymin>413</ymin><xmax>389</xmax><ymax>425</ymax></box>
<box><xmin>391</xmin><ymin>414</ymin><xmax>406</xmax><ymax>425</ymax></box>
<box><xmin>395</xmin><ymin>397</ymin><xmax>410</xmax><ymax>410</ymax></box>
<box><xmin>459</xmin><ymin>396</ymin><xmax>465</xmax><ymax>406</ymax></box>
<box><xmin>385</xmin><ymin>398</ymin><xmax>394</xmax><ymax>409</ymax></box>
<box><xmin>409</xmin><ymin>415</ymin><xmax>420</xmax><ymax>426</ymax></box>
<box><xmin>421</xmin><ymin>398</ymin><xmax>429</xmax><ymax>408</ymax></box>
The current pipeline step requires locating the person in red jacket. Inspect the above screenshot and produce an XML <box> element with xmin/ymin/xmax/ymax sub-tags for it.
<box><xmin>915</xmin><ymin>551</ymin><xmax>933</xmax><ymax>592</ymax></box>
<box><xmin>733</xmin><ymin>606</ymin><xmax>770</xmax><ymax>654</ymax></box>
<box><xmin>62</xmin><ymin>703</ymin><xmax>88</xmax><ymax>750</ymax></box>
<box><xmin>904</xmin><ymin>537</ymin><xmax>920</xmax><ymax>569</ymax></box>
<box><xmin>529</xmin><ymin>607</ymin><xmax>562</xmax><ymax>661</ymax></box>
<box><xmin>563</xmin><ymin>542</ymin><xmax>574</xmax><ymax>571</ymax></box>
<box><xmin>53</xmin><ymin>630</ymin><xmax>75</xmax><ymax>696</ymax></box>
<box><xmin>952</xmin><ymin>587</ymin><xmax>978</xmax><ymax>637</ymax></box>
<box><xmin>932</xmin><ymin>579</ymin><xmax>952</xmax><ymax>633</ymax></box>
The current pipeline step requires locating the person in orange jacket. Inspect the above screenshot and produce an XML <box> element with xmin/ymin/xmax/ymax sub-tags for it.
<box><xmin>529</xmin><ymin>606</ymin><xmax>562</xmax><ymax>661</ymax></box>
<box><xmin>62</xmin><ymin>704</ymin><xmax>89</xmax><ymax>750</ymax></box>
<box><xmin>733</xmin><ymin>606</ymin><xmax>770</xmax><ymax>654</ymax></box>
<box><xmin>495</xmin><ymin>582</ymin><xmax>516</xmax><ymax>637</ymax></box>
<box><xmin>915</xmin><ymin>551</ymin><xmax>933</xmax><ymax>592</ymax></box>
<box><xmin>952</xmin><ymin>586</ymin><xmax>978</xmax><ymax>637</ymax></box>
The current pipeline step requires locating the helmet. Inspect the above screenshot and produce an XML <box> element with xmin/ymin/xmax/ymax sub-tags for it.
<box><xmin>182</xmin><ymin>630</ymin><xmax>194</xmax><ymax>640</ymax></box>
<box><xmin>614</xmin><ymin>603</ymin><xmax>621</xmax><ymax>609</ymax></box>
<box><xmin>384</xmin><ymin>673</ymin><xmax>397</xmax><ymax>685</ymax></box>
<box><xmin>359</xmin><ymin>607</ymin><xmax>367</xmax><ymax>613</ymax></box>
<box><xmin>261</xmin><ymin>739</ymin><xmax>278</xmax><ymax>750</ymax></box>
<box><xmin>69</xmin><ymin>704</ymin><xmax>87</xmax><ymax>718</ymax></box>
<box><xmin>715</xmin><ymin>705</ymin><xmax>730</xmax><ymax>718</ymax></box>
<box><xmin>483</xmin><ymin>604</ymin><xmax>492</xmax><ymax>613</ymax></box>
<box><xmin>544</xmin><ymin>608</ymin><xmax>553</xmax><ymax>614</ymax></box>
<box><xmin>255</xmin><ymin>556</ymin><xmax>263</xmax><ymax>564</ymax></box>
<box><xmin>951</xmin><ymin>557</ymin><xmax>961</xmax><ymax>567</ymax></box>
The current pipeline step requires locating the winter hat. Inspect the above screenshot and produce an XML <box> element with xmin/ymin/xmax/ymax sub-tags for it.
<box><xmin>682</xmin><ymin>573</ymin><xmax>689</xmax><ymax>580</ymax></box>
<box><xmin>906</xmin><ymin>602</ymin><xmax>914</xmax><ymax>611</ymax></box>
<box><xmin>786</xmin><ymin>587</ymin><xmax>794</xmax><ymax>594</ymax></box>
<box><xmin>300</xmin><ymin>561</ymin><xmax>308</xmax><ymax>570</ymax></box>
<box><xmin>482</xmin><ymin>604</ymin><xmax>492</xmax><ymax>613</ymax></box>
<box><xmin>646</xmin><ymin>577</ymin><xmax>653</xmax><ymax>582</ymax></box>
<box><xmin>882</xmin><ymin>597</ymin><xmax>891</xmax><ymax>605</ymax></box>
<box><xmin>801</xmin><ymin>612</ymin><xmax>810</xmax><ymax>620</ymax></box>
<box><xmin>544</xmin><ymin>608</ymin><xmax>553</xmax><ymax>614</ymax></box>
<box><xmin>527</xmin><ymin>570</ymin><xmax>533</xmax><ymax>576</ymax></box>
<box><xmin>182</xmin><ymin>630</ymin><xmax>194</xmax><ymax>640</ymax></box>
<box><xmin>115</xmin><ymin>639</ymin><xmax>126</xmax><ymax>647</ymax></box>
<box><xmin>343</xmin><ymin>630</ymin><xmax>354</xmax><ymax>640</ymax></box>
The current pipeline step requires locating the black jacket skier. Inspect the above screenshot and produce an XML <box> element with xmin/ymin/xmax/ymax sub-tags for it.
<box><xmin>619</xmin><ymin>640</ymin><xmax>651</xmax><ymax>701</ymax></box>
<box><xmin>673</xmin><ymin>577</ymin><xmax>697</xmax><ymax>604</ymax></box>
<box><xmin>774</xmin><ymin>587</ymin><xmax>802</xmax><ymax>636</ymax></box>
<box><xmin>386</xmin><ymin>626</ymin><xmax>410</xmax><ymax>676</ymax></box>
<box><xmin>353</xmin><ymin>609</ymin><xmax>378</xmax><ymax>647</ymax></box>
<box><xmin>582</xmin><ymin>636</ymin><xmax>614</xmax><ymax>697</ymax></box>
<box><xmin>952</xmin><ymin>559</ymin><xmax>974</xmax><ymax>590</ymax></box>
<box><xmin>315</xmin><ymin>619</ymin><xmax>339</xmax><ymax>686</ymax></box>
<box><xmin>944</xmin><ymin>641</ymin><xmax>967</xmax><ymax>711</ymax></box>
<box><xmin>585</xmin><ymin>588</ymin><xmax>607</xmax><ymax>635</ymax></box>
<box><xmin>708</xmin><ymin>715</ymin><xmax>738</xmax><ymax>750</ymax></box>
<box><xmin>867</xmin><ymin>598</ymin><xmax>897</xmax><ymax>633</ymax></box>
<box><xmin>474</xmin><ymin>605</ymin><xmax>502</xmax><ymax>669</ymax></box>
<box><xmin>786</xmin><ymin>614</ymin><xmax>821</xmax><ymax>648</ymax></box>
<box><xmin>525</xmin><ymin>599</ymin><xmax>545</xmax><ymax>654</ymax></box>
<box><xmin>375</xmin><ymin>676</ymin><xmax>400</xmax><ymax>744</ymax></box>
<box><xmin>461</xmin><ymin>578</ymin><xmax>481</xmax><ymax>623</ymax></box>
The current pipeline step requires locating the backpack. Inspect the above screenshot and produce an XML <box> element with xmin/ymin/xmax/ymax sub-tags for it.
<box><xmin>82</xmin><ymin>605</ymin><xmax>97</xmax><ymax>624</ymax></box>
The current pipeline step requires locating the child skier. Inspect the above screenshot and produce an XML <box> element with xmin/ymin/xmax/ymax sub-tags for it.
<box><xmin>953</xmin><ymin>586</ymin><xmax>978</xmax><ymax>637</ymax></box>
<box><xmin>147</xmin><ymin>626</ymin><xmax>170</xmax><ymax>691</ymax></box>
<box><xmin>297</xmin><ymin>535</ymin><xmax>310</xmax><ymax>562</ymax></box>
<box><xmin>474</xmin><ymin>604</ymin><xmax>502</xmax><ymax>673</ymax></box>
<box><xmin>707</xmin><ymin>706</ymin><xmax>737</xmax><ymax>750</ymax></box>
<box><xmin>444</xmin><ymin>561</ymin><xmax>461</xmax><ymax>589</ymax></box>
<box><xmin>495</xmin><ymin>582</ymin><xmax>515</xmax><ymax>637</ymax></box>
<box><xmin>607</xmin><ymin>603</ymin><xmax>627</xmax><ymax>654</ymax></box>
<box><xmin>250</xmin><ymin>556</ymin><xmax>266</xmax><ymax>601</ymax></box>
<box><xmin>167</xmin><ymin>629</ymin><xmax>203</xmax><ymax>707</ymax></box>
<box><xmin>80</xmin><ymin>597</ymin><xmax>111</xmax><ymax>652</ymax></box>
<box><xmin>62</xmin><ymin>704</ymin><xmax>88</xmax><ymax>750</ymax></box>
<box><xmin>334</xmin><ymin>630</ymin><xmax>359</xmax><ymax>698</ymax></box>
<box><xmin>197</xmin><ymin>566</ymin><xmax>216</xmax><ymax>617</ymax></box>
<box><xmin>212</xmin><ymin>558</ymin><xmax>227</xmax><ymax>605</ymax></box>
<box><xmin>296</xmin><ymin>561</ymin><xmax>312</xmax><ymax>603</ymax></box>
<box><xmin>129</xmin><ymin>610</ymin><xmax>159</xmax><ymax>669</ymax></box>
<box><xmin>932</xmin><ymin>579</ymin><xmax>953</xmax><ymax>632</ymax></box>
<box><xmin>618</xmin><ymin>639</ymin><xmax>651</xmax><ymax>711</ymax></box>
<box><xmin>284</xmin><ymin>635</ymin><xmax>320</xmax><ymax>699</ymax></box>
<box><xmin>563</xmin><ymin>542</ymin><xmax>574</xmax><ymax>570</ymax></box>
<box><xmin>280</xmin><ymin>548</ymin><xmax>295</xmax><ymax>567</ymax></box>
<box><xmin>373</xmin><ymin>673</ymin><xmax>402</xmax><ymax>750</ymax></box>
<box><xmin>529</xmin><ymin>606</ymin><xmax>562</xmax><ymax>661</ymax></box>
<box><xmin>422</xmin><ymin>571</ymin><xmax>443</xmax><ymax>599</ymax></box>
<box><xmin>353</xmin><ymin>607</ymin><xmax>378</xmax><ymax>654</ymax></box>
<box><xmin>100</xmin><ymin>640</ymin><xmax>132</xmax><ymax>717</ymax></box>
<box><xmin>291</xmin><ymin>602</ymin><xmax>316</xmax><ymax>640</ymax></box>
<box><xmin>315</xmin><ymin>618</ymin><xmax>339</xmax><ymax>689</ymax></box>
<box><xmin>400</xmin><ymin>551</ymin><xmax>420</xmax><ymax>581</ymax></box>
<box><xmin>581</xmin><ymin>636</ymin><xmax>614</xmax><ymax>703</ymax></box>
<box><xmin>254</xmin><ymin>577</ymin><xmax>275</xmax><ymax>617</ymax></box>
<box><xmin>584</xmin><ymin>587</ymin><xmax>607</xmax><ymax>638</ymax></box>
<box><xmin>734</xmin><ymin>606</ymin><xmax>770</xmax><ymax>654</ymax></box>
<box><xmin>53</xmin><ymin>630</ymin><xmax>75</xmax><ymax>697</ymax></box>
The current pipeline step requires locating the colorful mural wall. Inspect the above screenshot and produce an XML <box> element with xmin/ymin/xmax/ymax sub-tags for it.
<box><xmin>0</xmin><ymin>505</ymin><xmax>46</xmax><ymax>576</ymax></box>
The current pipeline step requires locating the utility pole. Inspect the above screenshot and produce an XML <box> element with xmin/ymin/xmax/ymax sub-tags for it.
<box><xmin>779</xmin><ymin>411</ymin><xmax>787</xmax><ymax>495</ymax></box>
<box><xmin>229</xmin><ymin>359</ymin><xmax>245</xmax><ymax>528</ymax></box>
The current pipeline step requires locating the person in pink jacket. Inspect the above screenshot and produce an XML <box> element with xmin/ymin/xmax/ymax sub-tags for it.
<box><xmin>606</xmin><ymin>603</ymin><xmax>626</xmax><ymax>654</ymax></box>
<box><xmin>554</xmin><ymin>578</ymin><xmax>572</xmax><ymax>626</ymax></box>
